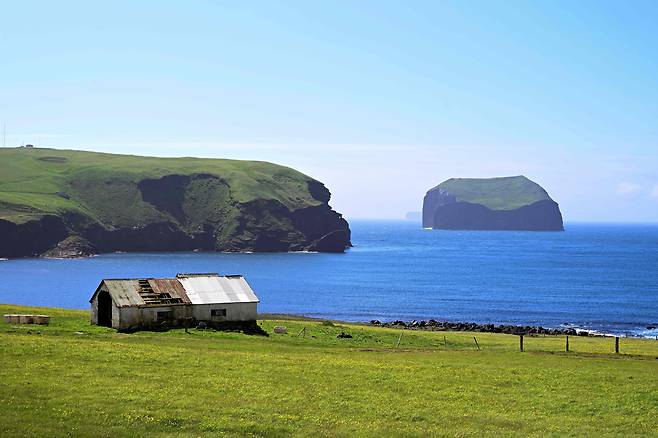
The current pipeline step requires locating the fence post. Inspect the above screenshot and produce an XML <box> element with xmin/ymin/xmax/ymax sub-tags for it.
<box><xmin>473</xmin><ymin>336</ymin><xmax>480</xmax><ymax>351</ymax></box>
<box><xmin>443</xmin><ymin>335</ymin><xmax>447</xmax><ymax>348</ymax></box>
<box><xmin>565</xmin><ymin>335</ymin><xmax>569</xmax><ymax>352</ymax></box>
<box><xmin>519</xmin><ymin>334</ymin><xmax>524</xmax><ymax>352</ymax></box>
<box><xmin>395</xmin><ymin>331</ymin><xmax>403</xmax><ymax>348</ymax></box>
<box><xmin>615</xmin><ymin>336</ymin><xmax>619</xmax><ymax>354</ymax></box>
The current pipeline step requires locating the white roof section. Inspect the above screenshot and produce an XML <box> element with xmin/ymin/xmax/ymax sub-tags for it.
<box><xmin>177</xmin><ymin>274</ymin><xmax>259</xmax><ymax>304</ymax></box>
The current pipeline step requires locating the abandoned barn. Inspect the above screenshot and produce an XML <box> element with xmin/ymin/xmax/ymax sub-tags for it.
<box><xmin>90</xmin><ymin>273</ymin><xmax>259</xmax><ymax>331</ymax></box>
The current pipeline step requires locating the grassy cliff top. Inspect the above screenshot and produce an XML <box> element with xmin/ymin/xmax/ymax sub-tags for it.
<box><xmin>433</xmin><ymin>175</ymin><xmax>553</xmax><ymax>210</ymax></box>
<box><xmin>0</xmin><ymin>147</ymin><xmax>322</xmax><ymax>223</ymax></box>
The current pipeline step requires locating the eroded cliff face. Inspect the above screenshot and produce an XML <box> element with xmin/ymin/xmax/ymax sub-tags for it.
<box><xmin>422</xmin><ymin>189</ymin><xmax>456</xmax><ymax>228</ymax></box>
<box><xmin>428</xmin><ymin>199</ymin><xmax>564</xmax><ymax>231</ymax></box>
<box><xmin>0</xmin><ymin>176</ymin><xmax>351</xmax><ymax>258</ymax></box>
<box><xmin>0</xmin><ymin>215</ymin><xmax>69</xmax><ymax>258</ymax></box>
<box><xmin>422</xmin><ymin>177</ymin><xmax>564</xmax><ymax>231</ymax></box>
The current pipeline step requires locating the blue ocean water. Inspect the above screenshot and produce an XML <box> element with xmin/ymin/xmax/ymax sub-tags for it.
<box><xmin>1</xmin><ymin>221</ymin><xmax>657</xmax><ymax>337</ymax></box>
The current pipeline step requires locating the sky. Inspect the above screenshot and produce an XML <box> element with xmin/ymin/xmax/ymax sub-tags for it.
<box><xmin>2</xmin><ymin>0</ymin><xmax>658</xmax><ymax>222</ymax></box>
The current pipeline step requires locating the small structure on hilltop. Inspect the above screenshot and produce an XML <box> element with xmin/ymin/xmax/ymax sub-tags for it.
<box><xmin>89</xmin><ymin>273</ymin><xmax>259</xmax><ymax>331</ymax></box>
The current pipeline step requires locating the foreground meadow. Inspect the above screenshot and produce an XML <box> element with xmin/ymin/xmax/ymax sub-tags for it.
<box><xmin>1</xmin><ymin>304</ymin><xmax>657</xmax><ymax>437</ymax></box>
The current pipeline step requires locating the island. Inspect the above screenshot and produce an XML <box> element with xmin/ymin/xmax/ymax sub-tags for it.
<box><xmin>0</xmin><ymin>147</ymin><xmax>351</xmax><ymax>258</ymax></box>
<box><xmin>405</xmin><ymin>211</ymin><xmax>422</xmax><ymax>222</ymax></box>
<box><xmin>422</xmin><ymin>175</ymin><xmax>563</xmax><ymax>231</ymax></box>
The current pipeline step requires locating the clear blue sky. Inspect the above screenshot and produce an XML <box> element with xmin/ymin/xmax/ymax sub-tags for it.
<box><xmin>2</xmin><ymin>1</ymin><xmax>658</xmax><ymax>221</ymax></box>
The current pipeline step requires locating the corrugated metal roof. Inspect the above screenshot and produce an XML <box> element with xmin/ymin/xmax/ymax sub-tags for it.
<box><xmin>103</xmin><ymin>280</ymin><xmax>145</xmax><ymax>307</ymax></box>
<box><xmin>96</xmin><ymin>273</ymin><xmax>258</xmax><ymax>307</ymax></box>
<box><xmin>177</xmin><ymin>275</ymin><xmax>260</xmax><ymax>304</ymax></box>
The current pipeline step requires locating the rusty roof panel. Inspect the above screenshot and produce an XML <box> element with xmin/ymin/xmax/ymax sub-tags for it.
<box><xmin>149</xmin><ymin>279</ymin><xmax>191</xmax><ymax>304</ymax></box>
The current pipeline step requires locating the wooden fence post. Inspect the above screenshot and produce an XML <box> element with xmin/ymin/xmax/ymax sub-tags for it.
<box><xmin>395</xmin><ymin>331</ymin><xmax>403</xmax><ymax>348</ymax></box>
<box><xmin>615</xmin><ymin>336</ymin><xmax>619</xmax><ymax>354</ymax></box>
<box><xmin>443</xmin><ymin>335</ymin><xmax>447</xmax><ymax>348</ymax></box>
<box><xmin>565</xmin><ymin>335</ymin><xmax>569</xmax><ymax>352</ymax></box>
<box><xmin>519</xmin><ymin>334</ymin><xmax>524</xmax><ymax>352</ymax></box>
<box><xmin>473</xmin><ymin>336</ymin><xmax>480</xmax><ymax>351</ymax></box>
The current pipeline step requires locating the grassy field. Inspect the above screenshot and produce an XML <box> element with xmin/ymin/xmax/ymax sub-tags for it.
<box><xmin>435</xmin><ymin>176</ymin><xmax>552</xmax><ymax>210</ymax></box>
<box><xmin>1</xmin><ymin>304</ymin><xmax>657</xmax><ymax>437</ymax></box>
<box><xmin>0</xmin><ymin>147</ymin><xmax>320</xmax><ymax>224</ymax></box>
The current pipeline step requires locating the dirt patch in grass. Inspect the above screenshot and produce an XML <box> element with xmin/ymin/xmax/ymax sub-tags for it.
<box><xmin>37</xmin><ymin>156</ymin><xmax>69</xmax><ymax>163</ymax></box>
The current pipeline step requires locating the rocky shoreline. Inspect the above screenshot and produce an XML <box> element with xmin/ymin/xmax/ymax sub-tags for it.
<box><xmin>251</xmin><ymin>314</ymin><xmax>657</xmax><ymax>338</ymax></box>
<box><xmin>369</xmin><ymin>319</ymin><xmax>602</xmax><ymax>336</ymax></box>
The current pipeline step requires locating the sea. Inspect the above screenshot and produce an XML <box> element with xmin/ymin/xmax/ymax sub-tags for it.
<box><xmin>1</xmin><ymin>220</ymin><xmax>657</xmax><ymax>337</ymax></box>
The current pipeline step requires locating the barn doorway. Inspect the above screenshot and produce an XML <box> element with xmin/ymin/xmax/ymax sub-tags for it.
<box><xmin>97</xmin><ymin>291</ymin><xmax>113</xmax><ymax>327</ymax></box>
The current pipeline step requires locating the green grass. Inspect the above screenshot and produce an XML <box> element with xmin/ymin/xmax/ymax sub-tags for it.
<box><xmin>0</xmin><ymin>147</ymin><xmax>321</xmax><ymax>224</ymax></box>
<box><xmin>435</xmin><ymin>176</ymin><xmax>552</xmax><ymax>211</ymax></box>
<box><xmin>1</xmin><ymin>305</ymin><xmax>657</xmax><ymax>437</ymax></box>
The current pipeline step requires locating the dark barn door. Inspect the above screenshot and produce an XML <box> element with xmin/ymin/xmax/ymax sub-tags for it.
<box><xmin>97</xmin><ymin>291</ymin><xmax>113</xmax><ymax>327</ymax></box>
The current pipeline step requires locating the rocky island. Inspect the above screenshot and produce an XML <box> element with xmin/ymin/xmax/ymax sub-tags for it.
<box><xmin>0</xmin><ymin>148</ymin><xmax>351</xmax><ymax>258</ymax></box>
<box><xmin>422</xmin><ymin>176</ymin><xmax>563</xmax><ymax>231</ymax></box>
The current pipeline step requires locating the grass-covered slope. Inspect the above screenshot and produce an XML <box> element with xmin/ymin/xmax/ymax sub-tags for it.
<box><xmin>0</xmin><ymin>147</ymin><xmax>351</xmax><ymax>256</ymax></box>
<box><xmin>435</xmin><ymin>175</ymin><xmax>552</xmax><ymax>211</ymax></box>
<box><xmin>0</xmin><ymin>147</ymin><xmax>322</xmax><ymax>222</ymax></box>
<box><xmin>1</xmin><ymin>304</ymin><xmax>657</xmax><ymax>437</ymax></box>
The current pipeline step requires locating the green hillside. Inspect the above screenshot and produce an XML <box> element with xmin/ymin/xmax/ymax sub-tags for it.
<box><xmin>0</xmin><ymin>147</ymin><xmax>320</xmax><ymax>224</ymax></box>
<box><xmin>436</xmin><ymin>175</ymin><xmax>552</xmax><ymax>211</ymax></box>
<box><xmin>1</xmin><ymin>304</ymin><xmax>657</xmax><ymax>436</ymax></box>
<box><xmin>0</xmin><ymin>147</ymin><xmax>351</xmax><ymax>256</ymax></box>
